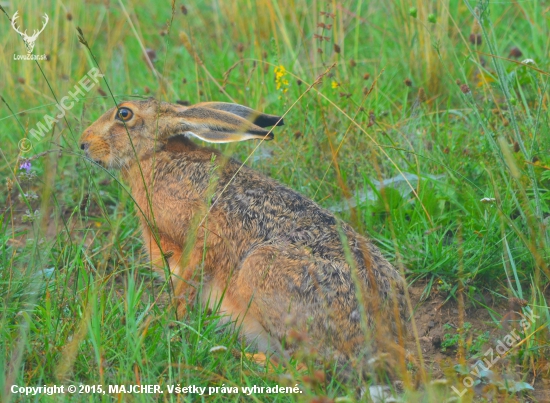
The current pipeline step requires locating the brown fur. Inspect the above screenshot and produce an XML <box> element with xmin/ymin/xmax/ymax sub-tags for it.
<box><xmin>80</xmin><ymin>98</ymin><xmax>407</xmax><ymax>377</ymax></box>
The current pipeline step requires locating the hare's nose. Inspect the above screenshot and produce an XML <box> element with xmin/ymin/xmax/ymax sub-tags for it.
<box><xmin>80</xmin><ymin>142</ymin><xmax>89</xmax><ymax>151</ymax></box>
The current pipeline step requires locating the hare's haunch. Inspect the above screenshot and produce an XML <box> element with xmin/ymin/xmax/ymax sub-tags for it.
<box><xmin>80</xmin><ymin>98</ymin><xmax>407</xmax><ymax>376</ymax></box>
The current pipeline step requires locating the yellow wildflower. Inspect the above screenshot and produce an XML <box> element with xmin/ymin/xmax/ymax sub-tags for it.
<box><xmin>331</xmin><ymin>81</ymin><xmax>340</xmax><ymax>89</ymax></box>
<box><xmin>274</xmin><ymin>65</ymin><xmax>289</xmax><ymax>93</ymax></box>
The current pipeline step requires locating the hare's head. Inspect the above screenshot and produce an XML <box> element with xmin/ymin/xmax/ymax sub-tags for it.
<box><xmin>79</xmin><ymin>98</ymin><xmax>283</xmax><ymax>168</ymax></box>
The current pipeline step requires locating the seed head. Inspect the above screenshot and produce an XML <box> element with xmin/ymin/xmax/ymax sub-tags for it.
<box><xmin>367</xmin><ymin>111</ymin><xmax>375</xmax><ymax>127</ymax></box>
<box><xmin>418</xmin><ymin>87</ymin><xmax>427</xmax><ymax>102</ymax></box>
<box><xmin>145</xmin><ymin>48</ymin><xmax>157</xmax><ymax>64</ymax></box>
<box><xmin>509</xmin><ymin>47</ymin><xmax>522</xmax><ymax>58</ymax></box>
<box><xmin>469</xmin><ymin>33</ymin><xmax>482</xmax><ymax>46</ymax></box>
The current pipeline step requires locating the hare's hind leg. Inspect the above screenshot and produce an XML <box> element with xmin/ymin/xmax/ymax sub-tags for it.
<box><xmin>233</xmin><ymin>243</ymin><xmax>407</xmax><ymax>381</ymax></box>
<box><xmin>200</xmin><ymin>277</ymin><xmax>286</xmax><ymax>355</ymax></box>
<box><xmin>207</xmin><ymin>244</ymin><xmax>303</xmax><ymax>369</ymax></box>
<box><xmin>231</xmin><ymin>243</ymin><xmax>366</xmax><ymax>366</ymax></box>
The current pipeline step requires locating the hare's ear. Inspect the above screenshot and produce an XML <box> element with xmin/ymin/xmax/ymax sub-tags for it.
<box><xmin>176</xmin><ymin>106</ymin><xmax>276</xmax><ymax>143</ymax></box>
<box><xmin>193</xmin><ymin>102</ymin><xmax>284</xmax><ymax>128</ymax></box>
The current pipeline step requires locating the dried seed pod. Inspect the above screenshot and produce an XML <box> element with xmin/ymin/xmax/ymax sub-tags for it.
<box><xmin>418</xmin><ymin>87</ymin><xmax>427</xmax><ymax>102</ymax></box>
<box><xmin>469</xmin><ymin>33</ymin><xmax>482</xmax><ymax>46</ymax></box>
<box><xmin>367</xmin><ymin>110</ymin><xmax>375</xmax><ymax>127</ymax></box>
<box><xmin>509</xmin><ymin>47</ymin><xmax>522</xmax><ymax>58</ymax></box>
<box><xmin>144</xmin><ymin>48</ymin><xmax>157</xmax><ymax>64</ymax></box>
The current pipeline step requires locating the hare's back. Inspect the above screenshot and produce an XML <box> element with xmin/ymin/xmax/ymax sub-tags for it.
<box><xmin>220</xmin><ymin>163</ymin><xmax>364</xmax><ymax>262</ymax></box>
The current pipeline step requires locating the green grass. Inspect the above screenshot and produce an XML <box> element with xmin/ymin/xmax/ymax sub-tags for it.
<box><xmin>1</xmin><ymin>0</ymin><xmax>549</xmax><ymax>401</ymax></box>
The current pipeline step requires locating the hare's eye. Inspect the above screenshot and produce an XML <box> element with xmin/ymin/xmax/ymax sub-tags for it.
<box><xmin>116</xmin><ymin>107</ymin><xmax>133</xmax><ymax>122</ymax></box>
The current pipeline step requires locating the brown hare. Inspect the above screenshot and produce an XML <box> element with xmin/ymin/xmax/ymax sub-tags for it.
<box><xmin>79</xmin><ymin>98</ymin><xmax>407</xmax><ymax>378</ymax></box>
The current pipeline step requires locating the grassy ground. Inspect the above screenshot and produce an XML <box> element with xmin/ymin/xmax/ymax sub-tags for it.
<box><xmin>1</xmin><ymin>0</ymin><xmax>549</xmax><ymax>401</ymax></box>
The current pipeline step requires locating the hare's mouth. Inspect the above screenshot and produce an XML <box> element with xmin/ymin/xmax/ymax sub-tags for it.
<box><xmin>81</xmin><ymin>149</ymin><xmax>117</xmax><ymax>168</ymax></box>
<box><xmin>81</xmin><ymin>151</ymin><xmax>104</xmax><ymax>166</ymax></box>
<box><xmin>83</xmin><ymin>154</ymin><xmax>109</xmax><ymax>168</ymax></box>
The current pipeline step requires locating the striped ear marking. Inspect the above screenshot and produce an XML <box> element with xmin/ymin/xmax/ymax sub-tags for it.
<box><xmin>193</xmin><ymin>102</ymin><xmax>284</xmax><ymax>128</ymax></box>
<box><xmin>176</xmin><ymin>106</ymin><xmax>277</xmax><ymax>143</ymax></box>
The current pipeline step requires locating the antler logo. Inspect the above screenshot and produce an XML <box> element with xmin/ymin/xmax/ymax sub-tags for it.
<box><xmin>11</xmin><ymin>11</ymin><xmax>49</xmax><ymax>54</ymax></box>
